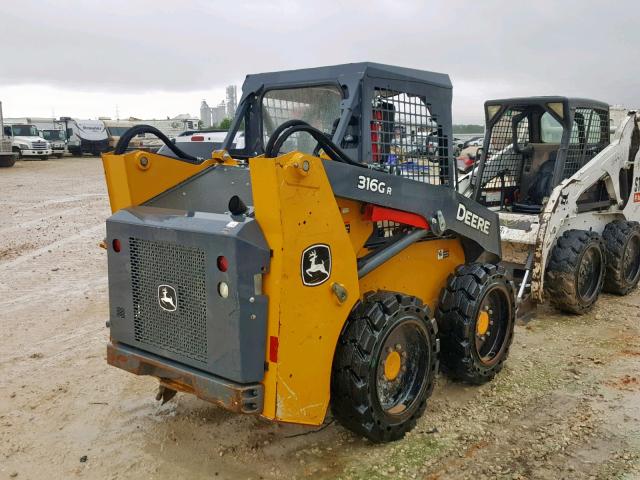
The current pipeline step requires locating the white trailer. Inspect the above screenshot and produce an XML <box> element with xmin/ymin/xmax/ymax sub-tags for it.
<box><xmin>132</xmin><ymin>116</ymin><xmax>199</xmax><ymax>150</ymax></box>
<box><xmin>0</xmin><ymin>102</ymin><xmax>17</xmax><ymax>167</ymax></box>
<box><xmin>60</xmin><ymin>117</ymin><xmax>109</xmax><ymax>156</ymax></box>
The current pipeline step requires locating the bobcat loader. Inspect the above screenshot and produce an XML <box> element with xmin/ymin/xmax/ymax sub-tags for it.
<box><xmin>462</xmin><ymin>97</ymin><xmax>640</xmax><ymax>317</ymax></box>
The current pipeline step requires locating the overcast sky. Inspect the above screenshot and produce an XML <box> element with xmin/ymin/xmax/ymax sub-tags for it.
<box><xmin>1</xmin><ymin>0</ymin><xmax>638</xmax><ymax>124</ymax></box>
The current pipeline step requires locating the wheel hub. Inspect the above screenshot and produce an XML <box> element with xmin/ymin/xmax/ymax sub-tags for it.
<box><xmin>577</xmin><ymin>246</ymin><xmax>602</xmax><ymax>301</ymax></box>
<box><xmin>383</xmin><ymin>350</ymin><xmax>402</xmax><ymax>381</ymax></box>
<box><xmin>476</xmin><ymin>310</ymin><xmax>490</xmax><ymax>336</ymax></box>
<box><xmin>375</xmin><ymin>319</ymin><xmax>429</xmax><ymax>416</ymax></box>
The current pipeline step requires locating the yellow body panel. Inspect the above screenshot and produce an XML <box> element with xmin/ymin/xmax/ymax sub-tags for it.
<box><xmin>359</xmin><ymin>238</ymin><xmax>465</xmax><ymax>313</ymax></box>
<box><xmin>250</xmin><ymin>152</ymin><xmax>360</xmax><ymax>425</ymax></box>
<box><xmin>102</xmin><ymin>150</ymin><xmax>217</xmax><ymax>213</ymax></box>
<box><xmin>337</xmin><ymin>198</ymin><xmax>373</xmax><ymax>255</ymax></box>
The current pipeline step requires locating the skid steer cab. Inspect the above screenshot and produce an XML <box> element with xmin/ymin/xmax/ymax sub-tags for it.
<box><xmin>102</xmin><ymin>63</ymin><xmax>517</xmax><ymax>443</ymax></box>
<box><xmin>464</xmin><ymin>97</ymin><xmax>640</xmax><ymax>319</ymax></box>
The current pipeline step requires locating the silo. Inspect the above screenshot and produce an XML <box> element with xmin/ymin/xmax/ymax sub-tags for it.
<box><xmin>200</xmin><ymin>100</ymin><xmax>212</xmax><ymax>128</ymax></box>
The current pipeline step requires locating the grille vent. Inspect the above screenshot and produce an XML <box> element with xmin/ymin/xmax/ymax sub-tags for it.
<box><xmin>129</xmin><ymin>237</ymin><xmax>208</xmax><ymax>363</ymax></box>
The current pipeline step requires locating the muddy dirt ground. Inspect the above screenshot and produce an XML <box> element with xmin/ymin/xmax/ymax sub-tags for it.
<box><xmin>1</xmin><ymin>157</ymin><xmax>639</xmax><ymax>480</ymax></box>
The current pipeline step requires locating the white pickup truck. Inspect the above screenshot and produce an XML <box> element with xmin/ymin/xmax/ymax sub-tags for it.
<box><xmin>2</xmin><ymin>123</ymin><xmax>52</xmax><ymax>159</ymax></box>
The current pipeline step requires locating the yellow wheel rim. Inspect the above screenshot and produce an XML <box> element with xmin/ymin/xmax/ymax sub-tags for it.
<box><xmin>383</xmin><ymin>351</ymin><xmax>402</xmax><ymax>381</ymax></box>
<box><xmin>477</xmin><ymin>310</ymin><xmax>490</xmax><ymax>336</ymax></box>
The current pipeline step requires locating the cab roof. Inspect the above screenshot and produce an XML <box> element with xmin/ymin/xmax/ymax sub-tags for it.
<box><xmin>485</xmin><ymin>96</ymin><xmax>610</xmax><ymax>112</ymax></box>
<box><xmin>240</xmin><ymin>62</ymin><xmax>452</xmax><ymax>101</ymax></box>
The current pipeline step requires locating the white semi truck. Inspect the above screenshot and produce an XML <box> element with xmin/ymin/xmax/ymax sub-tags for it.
<box><xmin>5</xmin><ymin>117</ymin><xmax>67</xmax><ymax>158</ymax></box>
<box><xmin>60</xmin><ymin>117</ymin><xmax>109</xmax><ymax>156</ymax></box>
<box><xmin>2</xmin><ymin>121</ymin><xmax>53</xmax><ymax>160</ymax></box>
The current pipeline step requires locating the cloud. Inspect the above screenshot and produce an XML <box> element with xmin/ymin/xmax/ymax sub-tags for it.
<box><xmin>1</xmin><ymin>0</ymin><xmax>638</xmax><ymax>122</ymax></box>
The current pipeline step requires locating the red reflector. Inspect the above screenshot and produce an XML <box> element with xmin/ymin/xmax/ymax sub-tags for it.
<box><xmin>269</xmin><ymin>336</ymin><xmax>279</xmax><ymax>363</ymax></box>
<box><xmin>112</xmin><ymin>239</ymin><xmax>121</xmax><ymax>252</ymax></box>
<box><xmin>364</xmin><ymin>204</ymin><xmax>429</xmax><ymax>230</ymax></box>
<box><xmin>216</xmin><ymin>255</ymin><xmax>228</xmax><ymax>272</ymax></box>
<box><xmin>191</xmin><ymin>135</ymin><xmax>204</xmax><ymax>142</ymax></box>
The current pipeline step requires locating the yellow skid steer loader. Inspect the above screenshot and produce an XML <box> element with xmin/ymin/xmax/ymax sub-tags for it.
<box><xmin>102</xmin><ymin>63</ymin><xmax>516</xmax><ymax>442</ymax></box>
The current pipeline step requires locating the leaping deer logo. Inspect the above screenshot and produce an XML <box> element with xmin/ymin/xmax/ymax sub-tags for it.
<box><xmin>301</xmin><ymin>244</ymin><xmax>331</xmax><ymax>286</ymax></box>
<box><xmin>306</xmin><ymin>250</ymin><xmax>329</xmax><ymax>278</ymax></box>
<box><xmin>158</xmin><ymin>285</ymin><xmax>177</xmax><ymax>312</ymax></box>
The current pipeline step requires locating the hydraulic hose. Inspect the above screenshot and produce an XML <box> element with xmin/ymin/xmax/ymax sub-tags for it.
<box><xmin>265</xmin><ymin>120</ymin><xmax>364</xmax><ymax>168</ymax></box>
<box><xmin>264</xmin><ymin>119</ymin><xmax>309</xmax><ymax>157</ymax></box>
<box><xmin>270</xmin><ymin>124</ymin><xmax>354</xmax><ymax>165</ymax></box>
<box><xmin>113</xmin><ymin>124</ymin><xmax>200</xmax><ymax>163</ymax></box>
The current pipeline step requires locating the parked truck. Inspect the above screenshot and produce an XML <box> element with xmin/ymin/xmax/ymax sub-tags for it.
<box><xmin>5</xmin><ymin>117</ymin><xmax>67</xmax><ymax>158</ymax></box>
<box><xmin>60</xmin><ymin>117</ymin><xmax>109</xmax><ymax>156</ymax></box>
<box><xmin>2</xmin><ymin>122</ymin><xmax>52</xmax><ymax>160</ymax></box>
<box><xmin>0</xmin><ymin>102</ymin><xmax>17</xmax><ymax>167</ymax></box>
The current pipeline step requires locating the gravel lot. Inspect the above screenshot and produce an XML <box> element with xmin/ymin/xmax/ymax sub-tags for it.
<box><xmin>1</xmin><ymin>157</ymin><xmax>639</xmax><ymax>479</ymax></box>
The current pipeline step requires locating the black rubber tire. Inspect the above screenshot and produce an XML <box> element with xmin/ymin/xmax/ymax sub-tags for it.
<box><xmin>55</xmin><ymin>154</ymin><xmax>64</xmax><ymax>159</ymax></box>
<box><xmin>603</xmin><ymin>220</ymin><xmax>640</xmax><ymax>295</ymax></box>
<box><xmin>41</xmin><ymin>156</ymin><xmax>49</xmax><ymax>161</ymax></box>
<box><xmin>545</xmin><ymin>230</ymin><xmax>606</xmax><ymax>314</ymax></box>
<box><xmin>12</xmin><ymin>147</ymin><xmax>22</xmax><ymax>159</ymax></box>
<box><xmin>436</xmin><ymin>263</ymin><xmax>515</xmax><ymax>384</ymax></box>
<box><xmin>331</xmin><ymin>291</ymin><xmax>439</xmax><ymax>443</ymax></box>
<box><xmin>0</xmin><ymin>155</ymin><xmax>16</xmax><ymax>167</ymax></box>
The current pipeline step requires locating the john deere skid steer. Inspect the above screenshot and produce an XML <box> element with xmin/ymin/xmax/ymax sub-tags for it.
<box><xmin>102</xmin><ymin>63</ymin><xmax>516</xmax><ymax>442</ymax></box>
<box><xmin>461</xmin><ymin>97</ymin><xmax>640</xmax><ymax>318</ymax></box>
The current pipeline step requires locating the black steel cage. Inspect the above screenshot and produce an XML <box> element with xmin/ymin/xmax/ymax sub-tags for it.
<box><xmin>473</xmin><ymin>96</ymin><xmax>610</xmax><ymax>208</ymax></box>
<box><xmin>223</xmin><ymin>62</ymin><xmax>455</xmax><ymax>187</ymax></box>
<box><xmin>564</xmin><ymin>107</ymin><xmax>610</xmax><ymax>179</ymax></box>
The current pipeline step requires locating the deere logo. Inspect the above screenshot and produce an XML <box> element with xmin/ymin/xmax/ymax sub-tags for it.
<box><xmin>301</xmin><ymin>244</ymin><xmax>331</xmax><ymax>286</ymax></box>
<box><xmin>158</xmin><ymin>285</ymin><xmax>178</xmax><ymax>312</ymax></box>
<box><xmin>456</xmin><ymin>203</ymin><xmax>491</xmax><ymax>235</ymax></box>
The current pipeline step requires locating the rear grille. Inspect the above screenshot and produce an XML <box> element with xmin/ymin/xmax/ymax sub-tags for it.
<box><xmin>129</xmin><ymin>237</ymin><xmax>208</xmax><ymax>363</ymax></box>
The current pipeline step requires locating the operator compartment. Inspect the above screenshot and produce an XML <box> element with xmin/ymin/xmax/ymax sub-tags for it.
<box><xmin>105</xmin><ymin>165</ymin><xmax>270</xmax><ymax>404</ymax></box>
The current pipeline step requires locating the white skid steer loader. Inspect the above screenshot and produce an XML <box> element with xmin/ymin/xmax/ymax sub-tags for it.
<box><xmin>459</xmin><ymin>97</ymin><xmax>640</xmax><ymax>318</ymax></box>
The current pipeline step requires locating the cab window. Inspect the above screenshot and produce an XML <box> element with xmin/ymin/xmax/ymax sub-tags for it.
<box><xmin>540</xmin><ymin>112</ymin><xmax>562</xmax><ymax>143</ymax></box>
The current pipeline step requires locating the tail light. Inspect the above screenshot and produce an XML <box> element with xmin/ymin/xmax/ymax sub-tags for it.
<box><xmin>191</xmin><ymin>135</ymin><xmax>204</xmax><ymax>142</ymax></box>
<box><xmin>217</xmin><ymin>255</ymin><xmax>229</xmax><ymax>272</ymax></box>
